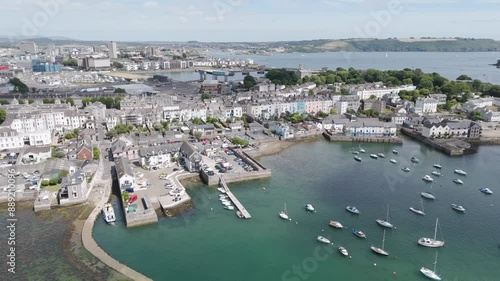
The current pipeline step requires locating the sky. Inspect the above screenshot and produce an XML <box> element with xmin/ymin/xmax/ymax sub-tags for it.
<box><xmin>1</xmin><ymin>0</ymin><xmax>500</xmax><ymax>42</ymax></box>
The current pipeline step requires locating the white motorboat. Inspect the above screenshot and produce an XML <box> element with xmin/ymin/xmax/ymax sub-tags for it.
<box><xmin>317</xmin><ymin>236</ymin><xmax>331</xmax><ymax>244</ymax></box>
<box><xmin>217</xmin><ymin>187</ymin><xmax>226</xmax><ymax>193</ymax></box>
<box><xmin>420</xmin><ymin>251</ymin><xmax>442</xmax><ymax>280</ymax></box>
<box><xmin>411</xmin><ymin>157</ymin><xmax>420</xmax><ymax>163</ymax></box>
<box><xmin>454</xmin><ymin>169</ymin><xmax>467</xmax><ymax>176</ymax></box>
<box><xmin>422</xmin><ymin>175</ymin><xmax>434</xmax><ymax>182</ymax></box>
<box><xmin>402</xmin><ymin>167</ymin><xmax>411</xmax><ymax>172</ymax></box>
<box><xmin>377</xmin><ymin>153</ymin><xmax>386</xmax><ymax>158</ymax></box>
<box><xmin>421</xmin><ymin>192</ymin><xmax>436</xmax><ymax>200</ymax></box>
<box><xmin>354</xmin><ymin>155</ymin><xmax>362</xmax><ymax>162</ymax></box>
<box><xmin>346</xmin><ymin>206</ymin><xmax>361</xmax><ymax>214</ymax></box>
<box><xmin>221</xmin><ymin>201</ymin><xmax>232</xmax><ymax>206</ymax></box>
<box><xmin>418</xmin><ymin>218</ymin><xmax>445</xmax><ymax>248</ymax></box>
<box><xmin>392</xmin><ymin>150</ymin><xmax>398</xmax><ymax>154</ymax></box>
<box><xmin>451</xmin><ymin>204</ymin><xmax>466</xmax><ymax>213</ymax></box>
<box><xmin>480</xmin><ymin>187</ymin><xmax>493</xmax><ymax>194</ymax></box>
<box><xmin>358</xmin><ymin>148</ymin><xmax>366</xmax><ymax>153</ymax></box>
<box><xmin>453</xmin><ymin>179</ymin><xmax>464</xmax><ymax>184</ymax></box>
<box><xmin>371</xmin><ymin>229</ymin><xmax>389</xmax><ymax>256</ymax></box>
<box><xmin>224</xmin><ymin>205</ymin><xmax>235</xmax><ymax>210</ymax></box>
<box><xmin>433</xmin><ymin>164</ymin><xmax>442</xmax><ymax>169</ymax></box>
<box><xmin>376</xmin><ymin>204</ymin><xmax>394</xmax><ymax>229</ymax></box>
<box><xmin>431</xmin><ymin>171</ymin><xmax>441</xmax><ymax>176</ymax></box>
<box><xmin>338</xmin><ymin>246</ymin><xmax>349</xmax><ymax>256</ymax></box>
<box><xmin>370</xmin><ymin>154</ymin><xmax>378</xmax><ymax>159</ymax></box>
<box><xmin>329</xmin><ymin>220</ymin><xmax>344</xmax><ymax>229</ymax></box>
<box><xmin>279</xmin><ymin>202</ymin><xmax>289</xmax><ymax>220</ymax></box>
<box><xmin>102</xmin><ymin>203</ymin><xmax>116</xmax><ymax>223</ymax></box>
<box><xmin>390</xmin><ymin>159</ymin><xmax>397</xmax><ymax>164</ymax></box>
<box><xmin>305</xmin><ymin>204</ymin><xmax>315</xmax><ymax>212</ymax></box>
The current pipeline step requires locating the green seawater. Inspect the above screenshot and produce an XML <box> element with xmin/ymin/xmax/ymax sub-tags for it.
<box><xmin>94</xmin><ymin>139</ymin><xmax>500</xmax><ymax>281</ymax></box>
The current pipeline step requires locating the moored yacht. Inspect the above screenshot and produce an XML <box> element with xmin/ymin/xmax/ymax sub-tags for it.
<box><xmin>410</xmin><ymin>207</ymin><xmax>426</xmax><ymax>216</ymax></box>
<box><xmin>453</xmin><ymin>179</ymin><xmax>464</xmax><ymax>184</ymax></box>
<box><xmin>451</xmin><ymin>204</ymin><xmax>466</xmax><ymax>213</ymax></box>
<box><xmin>346</xmin><ymin>206</ymin><xmax>361</xmax><ymax>214</ymax></box>
<box><xmin>411</xmin><ymin>157</ymin><xmax>420</xmax><ymax>163</ymax></box>
<box><xmin>420</xmin><ymin>251</ymin><xmax>442</xmax><ymax>281</ymax></box>
<box><xmin>392</xmin><ymin>150</ymin><xmax>398</xmax><ymax>154</ymax></box>
<box><xmin>339</xmin><ymin>246</ymin><xmax>349</xmax><ymax>256</ymax></box>
<box><xmin>480</xmin><ymin>187</ymin><xmax>493</xmax><ymax>194</ymax></box>
<box><xmin>370</xmin><ymin>154</ymin><xmax>378</xmax><ymax>159</ymax></box>
<box><xmin>371</xmin><ymin>229</ymin><xmax>389</xmax><ymax>256</ymax></box>
<box><xmin>354</xmin><ymin>155</ymin><xmax>362</xmax><ymax>162</ymax></box>
<box><xmin>329</xmin><ymin>220</ymin><xmax>344</xmax><ymax>229</ymax></box>
<box><xmin>418</xmin><ymin>218</ymin><xmax>445</xmax><ymax>248</ymax></box>
<box><xmin>433</xmin><ymin>164</ymin><xmax>442</xmax><ymax>169</ymax></box>
<box><xmin>421</xmin><ymin>192</ymin><xmax>436</xmax><ymax>200</ymax></box>
<box><xmin>431</xmin><ymin>171</ymin><xmax>441</xmax><ymax>176</ymax></box>
<box><xmin>305</xmin><ymin>204</ymin><xmax>315</xmax><ymax>212</ymax></box>
<box><xmin>390</xmin><ymin>159</ymin><xmax>397</xmax><ymax>164</ymax></box>
<box><xmin>102</xmin><ymin>203</ymin><xmax>116</xmax><ymax>223</ymax></box>
<box><xmin>353</xmin><ymin>229</ymin><xmax>366</xmax><ymax>238</ymax></box>
<box><xmin>402</xmin><ymin>167</ymin><xmax>411</xmax><ymax>172</ymax></box>
<box><xmin>422</xmin><ymin>175</ymin><xmax>434</xmax><ymax>182</ymax></box>
<box><xmin>317</xmin><ymin>236</ymin><xmax>331</xmax><ymax>244</ymax></box>
<box><xmin>376</xmin><ymin>204</ymin><xmax>393</xmax><ymax>228</ymax></box>
<box><xmin>358</xmin><ymin>147</ymin><xmax>366</xmax><ymax>153</ymax></box>
<box><xmin>279</xmin><ymin>202</ymin><xmax>289</xmax><ymax>220</ymax></box>
<box><xmin>454</xmin><ymin>169</ymin><xmax>467</xmax><ymax>176</ymax></box>
<box><xmin>377</xmin><ymin>153</ymin><xmax>386</xmax><ymax>158</ymax></box>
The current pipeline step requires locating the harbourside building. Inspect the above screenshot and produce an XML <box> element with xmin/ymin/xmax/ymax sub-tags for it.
<box><xmin>58</xmin><ymin>167</ymin><xmax>88</xmax><ymax>205</ymax></box>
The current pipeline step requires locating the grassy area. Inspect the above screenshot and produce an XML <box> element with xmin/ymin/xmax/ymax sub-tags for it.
<box><xmin>43</xmin><ymin>184</ymin><xmax>61</xmax><ymax>192</ymax></box>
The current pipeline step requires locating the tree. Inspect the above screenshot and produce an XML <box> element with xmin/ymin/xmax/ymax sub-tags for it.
<box><xmin>62</xmin><ymin>58</ymin><xmax>78</xmax><ymax>67</ymax></box>
<box><xmin>106</xmin><ymin>129</ymin><xmax>117</xmax><ymax>139</ymax></box>
<box><xmin>49</xmin><ymin>178</ymin><xmax>58</xmax><ymax>186</ymax></box>
<box><xmin>41</xmin><ymin>180</ymin><xmax>49</xmax><ymax>187</ymax></box>
<box><xmin>192</xmin><ymin>117</ymin><xmax>203</xmax><ymax>125</ymax></box>
<box><xmin>182</xmin><ymin>52</ymin><xmax>187</xmax><ymax>59</ymax></box>
<box><xmin>0</xmin><ymin>100</ymin><xmax>9</xmax><ymax>105</ymax></box>
<box><xmin>201</xmin><ymin>93</ymin><xmax>212</xmax><ymax>100</ymax></box>
<box><xmin>231</xmin><ymin>137</ymin><xmax>249</xmax><ymax>148</ymax></box>
<box><xmin>64</xmin><ymin>132</ymin><xmax>76</xmax><ymax>139</ymax></box>
<box><xmin>122</xmin><ymin>191</ymin><xmax>130</xmax><ymax>202</ymax></box>
<box><xmin>43</xmin><ymin>98</ymin><xmax>55</xmax><ymax>104</ymax></box>
<box><xmin>243</xmin><ymin>75</ymin><xmax>256</xmax><ymax>89</ymax></box>
<box><xmin>0</xmin><ymin>109</ymin><xmax>6</xmax><ymax>125</ymax></box>
<box><xmin>318</xmin><ymin>111</ymin><xmax>328</xmax><ymax>118</ymax></box>
<box><xmin>114</xmin><ymin>88</ymin><xmax>126</xmax><ymax>94</ymax></box>
<box><xmin>369</xmin><ymin>95</ymin><xmax>377</xmax><ymax>100</ymax></box>
<box><xmin>308</xmin><ymin>89</ymin><xmax>315</xmax><ymax>96</ymax></box>
<box><xmin>9</xmin><ymin>77</ymin><xmax>29</xmax><ymax>93</ymax></box>
<box><xmin>194</xmin><ymin>131</ymin><xmax>203</xmax><ymax>140</ymax></box>
<box><xmin>65</xmin><ymin>98</ymin><xmax>74</xmax><ymax>106</ymax></box>
<box><xmin>456</xmin><ymin>75</ymin><xmax>472</xmax><ymax>81</ymax></box>
<box><xmin>18</xmin><ymin>100</ymin><xmax>25</xmax><ymax>104</ymax></box>
<box><xmin>206</xmin><ymin>117</ymin><xmax>218</xmax><ymax>123</ymax></box>
<box><xmin>329</xmin><ymin>108</ymin><xmax>338</xmax><ymax>115</ymax></box>
<box><xmin>225</xmin><ymin>118</ymin><xmax>232</xmax><ymax>124</ymax></box>
<box><xmin>28</xmin><ymin>98</ymin><xmax>35</xmax><ymax>104</ymax></box>
<box><xmin>93</xmin><ymin>146</ymin><xmax>101</xmax><ymax>160</ymax></box>
<box><xmin>59</xmin><ymin>170</ymin><xmax>69</xmax><ymax>179</ymax></box>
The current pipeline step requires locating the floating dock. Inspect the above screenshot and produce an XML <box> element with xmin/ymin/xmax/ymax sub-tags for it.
<box><xmin>219</xmin><ymin>177</ymin><xmax>251</xmax><ymax>219</ymax></box>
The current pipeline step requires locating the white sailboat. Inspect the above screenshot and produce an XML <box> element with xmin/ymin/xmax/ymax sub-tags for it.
<box><xmin>418</xmin><ymin>218</ymin><xmax>445</xmax><ymax>248</ymax></box>
<box><xmin>279</xmin><ymin>202</ymin><xmax>289</xmax><ymax>220</ymax></box>
<box><xmin>410</xmin><ymin>199</ymin><xmax>426</xmax><ymax>216</ymax></box>
<box><xmin>420</xmin><ymin>251</ymin><xmax>442</xmax><ymax>280</ymax></box>
<box><xmin>376</xmin><ymin>204</ymin><xmax>394</xmax><ymax>228</ymax></box>
<box><xmin>371</xmin><ymin>229</ymin><xmax>389</xmax><ymax>256</ymax></box>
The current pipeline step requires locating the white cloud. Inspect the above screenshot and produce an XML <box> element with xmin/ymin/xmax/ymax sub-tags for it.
<box><xmin>143</xmin><ymin>1</ymin><xmax>158</xmax><ymax>9</ymax></box>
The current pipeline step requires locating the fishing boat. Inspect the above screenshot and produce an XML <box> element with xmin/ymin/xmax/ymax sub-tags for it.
<box><xmin>353</xmin><ymin>229</ymin><xmax>366</xmax><ymax>238</ymax></box>
<box><xmin>433</xmin><ymin>164</ymin><xmax>442</xmax><ymax>169</ymax></box>
<box><xmin>329</xmin><ymin>220</ymin><xmax>344</xmax><ymax>229</ymax></box>
<box><xmin>354</xmin><ymin>155</ymin><xmax>362</xmax><ymax>162</ymax></box>
<box><xmin>480</xmin><ymin>187</ymin><xmax>493</xmax><ymax>194</ymax></box>
<box><xmin>377</xmin><ymin>153</ymin><xmax>386</xmax><ymax>158</ymax></box>
<box><xmin>392</xmin><ymin>150</ymin><xmax>398</xmax><ymax>155</ymax></box>
<box><xmin>346</xmin><ymin>206</ymin><xmax>361</xmax><ymax>214</ymax></box>
<box><xmin>420</xmin><ymin>251</ymin><xmax>442</xmax><ymax>280</ymax></box>
<box><xmin>371</xmin><ymin>229</ymin><xmax>389</xmax><ymax>256</ymax></box>
<box><xmin>421</xmin><ymin>192</ymin><xmax>436</xmax><ymax>200</ymax></box>
<box><xmin>418</xmin><ymin>218</ymin><xmax>445</xmax><ymax>248</ymax></box>
<box><xmin>453</xmin><ymin>179</ymin><xmax>464</xmax><ymax>184</ymax></box>
<box><xmin>402</xmin><ymin>167</ymin><xmax>411</xmax><ymax>172</ymax></box>
<box><xmin>305</xmin><ymin>204</ymin><xmax>315</xmax><ymax>212</ymax></box>
<box><xmin>451</xmin><ymin>204</ymin><xmax>466</xmax><ymax>213</ymax></box>
<box><xmin>431</xmin><ymin>171</ymin><xmax>441</xmax><ymax>176</ymax></box>
<box><xmin>422</xmin><ymin>175</ymin><xmax>434</xmax><ymax>182</ymax></box>
<box><xmin>317</xmin><ymin>236</ymin><xmax>331</xmax><ymax>244</ymax></box>
<box><xmin>454</xmin><ymin>169</ymin><xmax>467</xmax><ymax>176</ymax></box>
<box><xmin>217</xmin><ymin>187</ymin><xmax>226</xmax><ymax>193</ymax></box>
<box><xmin>338</xmin><ymin>246</ymin><xmax>349</xmax><ymax>256</ymax></box>
<box><xmin>102</xmin><ymin>203</ymin><xmax>116</xmax><ymax>223</ymax></box>
<box><xmin>279</xmin><ymin>202</ymin><xmax>289</xmax><ymax>220</ymax></box>
<box><xmin>410</xmin><ymin>200</ymin><xmax>426</xmax><ymax>216</ymax></box>
<box><xmin>411</xmin><ymin>157</ymin><xmax>420</xmax><ymax>163</ymax></box>
<box><xmin>224</xmin><ymin>205</ymin><xmax>235</xmax><ymax>210</ymax></box>
<box><xmin>376</xmin><ymin>204</ymin><xmax>394</xmax><ymax>228</ymax></box>
<box><xmin>390</xmin><ymin>159</ymin><xmax>397</xmax><ymax>164</ymax></box>
<box><xmin>370</xmin><ymin>154</ymin><xmax>378</xmax><ymax>159</ymax></box>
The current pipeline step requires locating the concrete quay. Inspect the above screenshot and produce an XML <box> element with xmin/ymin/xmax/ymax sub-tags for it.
<box><xmin>323</xmin><ymin>131</ymin><xmax>403</xmax><ymax>144</ymax></box>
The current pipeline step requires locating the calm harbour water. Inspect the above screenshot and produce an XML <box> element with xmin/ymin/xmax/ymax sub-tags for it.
<box><xmin>165</xmin><ymin>52</ymin><xmax>500</xmax><ymax>84</ymax></box>
<box><xmin>94</xmin><ymin>138</ymin><xmax>500</xmax><ymax>281</ymax></box>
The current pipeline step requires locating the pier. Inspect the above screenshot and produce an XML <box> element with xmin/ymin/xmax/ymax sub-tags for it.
<box><xmin>219</xmin><ymin>176</ymin><xmax>251</xmax><ymax>219</ymax></box>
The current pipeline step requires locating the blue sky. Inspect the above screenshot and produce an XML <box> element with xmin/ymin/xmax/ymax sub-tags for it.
<box><xmin>2</xmin><ymin>0</ymin><xmax>500</xmax><ymax>42</ymax></box>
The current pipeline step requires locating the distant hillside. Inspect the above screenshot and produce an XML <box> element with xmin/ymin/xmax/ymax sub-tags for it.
<box><xmin>285</xmin><ymin>38</ymin><xmax>500</xmax><ymax>52</ymax></box>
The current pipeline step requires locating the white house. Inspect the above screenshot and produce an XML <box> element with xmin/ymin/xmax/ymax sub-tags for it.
<box><xmin>115</xmin><ymin>157</ymin><xmax>136</xmax><ymax>190</ymax></box>
<box><xmin>22</xmin><ymin>146</ymin><xmax>51</xmax><ymax>164</ymax></box>
<box><xmin>345</xmin><ymin>118</ymin><xmax>397</xmax><ymax>137</ymax></box>
<box><xmin>415</xmin><ymin>98</ymin><xmax>438</xmax><ymax>114</ymax></box>
<box><xmin>275</xmin><ymin>123</ymin><xmax>294</xmax><ymax>139</ymax></box>
<box><xmin>0</xmin><ymin>127</ymin><xmax>24</xmax><ymax>149</ymax></box>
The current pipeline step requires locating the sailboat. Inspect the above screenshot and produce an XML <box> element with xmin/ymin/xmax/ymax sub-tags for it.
<box><xmin>418</xmin><ymin>218</ymin><xmax>445</xmax><ymax>248</ymax></box>
<box><xmin>279</xmin><ymin>202</ymin><xmax>289</xmax><ymax>220</ymax></box>
<box><xmin>410</xmin><ymin>199</ymin><xmax>426</xmax><ymax>216</ymax></box>
<box><xmin>376</xmin><ymin>204</ymin><xmax>394</xmax><ymax>228</ymax></box>
<box><xmin>421</xmin><ymin>184</ymin><xmax>436</xmax><ymax>200</ymax></box>
<box><xmin>371</xmin><ymin>229</ymin><xmax>389</xmax><ymax>256</ymax></box>
<box><xmin>420</xmin><ymin>251</ymin><xmax>442</xmax><ymax>280</ymax></box>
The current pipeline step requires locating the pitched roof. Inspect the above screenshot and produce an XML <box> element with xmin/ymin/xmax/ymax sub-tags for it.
<box><xmin>114</xmin><ymin>157</ymin><xmax>134</xmax><ymax>178</ymax></box>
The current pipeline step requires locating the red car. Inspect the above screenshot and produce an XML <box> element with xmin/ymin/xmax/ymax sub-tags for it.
<box><xmin>128</xmin><ymin>194</ymin><xmax>138</xmax><ymax>204</ymax></box>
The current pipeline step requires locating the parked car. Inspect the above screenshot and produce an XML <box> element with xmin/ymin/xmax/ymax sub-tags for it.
<box><xmin>125</xmin><ymin>187</ymin><xmax>134</xmax><ymax>193</ymax></box>
<box><xmin>128</xmin><ymin>194</ymin><xmax>138</xmax><ymax>203</ymax></box>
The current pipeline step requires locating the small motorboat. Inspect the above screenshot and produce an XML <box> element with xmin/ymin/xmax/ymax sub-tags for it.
<box><xmin>370</xmin><ymin>154</ymin><xmax>378</xmax><ymax>159</ymax></box>
<box><xmin>453</xmin><ymin>179</ymin><xmax>464</xmax><ymax>185</ymax></box>
<box><xmin>224</xmin><ymin>205</ymin><xmax>235</xmax><ymax>210</ymax></box>
<box><xmin>392</xmin><ymin>150</ymin><xmax>398</xmax><ymax>155</ymax></box>
<box><xmin>480</xmin><ymin>187</ymin><xmax>493</xmax><ymax>194</ymax></box>
<box><xmin>346</xmin><ymin>206</ymin><xmax>361</xmax><ymax>214</ymax></box>
<box><xmin>217</xmin><ymin>187</ymin><xmax>226</xmax><ymax>194</ymax></box>
<box><xmin>338</xmin><ymin>246</ymin><xmax>349</xmax><ymax>256</ymax></box>
<box><xmin>221</xmin><ymin>201</ymin><xmax>232</xmax><ymax>206</ymax></box>
<box><xmin>410</xmin><ymin>207</ymin><xmax>426</xmax><ymax>216</ymax></box>
<box><xmin>402</xmin><ymin>167</ymin><xmax>411</xmax><ymax>172</ymax></box>
<box><xmin>377</xmin><ymin>153</ymin><xmax>386</xmax><ymax>158</ymax></box>
<box><xmin>433</xmin><ymin>164</ymin><xmax>442</xmax><ymax>169</ymax></box>
<box><xmin>390</xmin><ymin>159</ymin><xmax>397</xmax><ymax>164</ymax></box>
<box><xmin>422</xmin><ymin>175</ymin><xmax>434</xmax><ymax>182</ymax></box>
<box><xmin>431</xmin><ymin>171</ymin><xmax>441</xmax><ymax>176</ymax></box>
<box><xmin>454</xmin><ymin>169</ymin><xmax>467</xmax><ymax>176</ymax></box>
<box><xmin>329</xmin><ymin>220</ymin><xmax>344</xmax><ymax>229</ymax></box>
<box><xmin>411</xmin><ymin>157</ymin><xmax>420</xmax><ymax>163</ymax></box>
<box><xmin>451</xmin><ymin>204</ymin><xmax>466</xmax><ymax>213</ymax></box>
<box><xmin>353</xmin><ymin>229</ymin><xmax>366</xmax><ymax>238</ymax></box>
<box><xmin>305</xmin><ymin>204</ymin><xmax>315</xmax><ymax>212</ymax></box>
<box><xmin>354</xmin><ymin>155</ymin><xmax>362</xmax><ymax>162</ymax></box>
<box><xmin>317</xmin><ymin>236</ymin><xmax>331</xmax><ymax>244</ymax></box>
<box><xmin>421</xmin><ymin>192</ymin><xmax>436</xmax><ymax>200</ymax></box>
<box><xmin>358</xmin><ymin>148</ymin><xmax>366</xmax><ymax>153</ymax></box>
<box><xmin>102</xmin><ymin>203</ymin><xmax>116</xmax><ymax>224</ymax></box>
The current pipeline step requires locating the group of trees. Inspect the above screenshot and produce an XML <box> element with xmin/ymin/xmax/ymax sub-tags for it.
<box><xmin>82</xmin><ymin>97</ymin><xmax>121</xmax><ymax>109</ymax></box>
<box><xmin>64</xmin><ymin>129</ymin><xmax>80</xmax><ymax>140</ymax></box>
<box><xmin>106</xmin><ymin>124</ymin><xmax>134</xmax><ymax>138</ymax></box>
<box><xmin>231</xmin><ymin>137</ymin><xmax>249</xmax><ymax>148</ymax></box>
<box><xmin>243</xmin><ymin>75</ymin><xmax>256</xmax><ymax>89</ymax></box>
<box><xmin>0</xmin><ymin>108</ymin><xmax>6</xmax><ymax>125</ymax></box>
<box><xmin>62</xmin><ymin>58</ymin><xmax>78</xmax><ymax>67</ymax></box>
<box><xmin>265</xmin><ymin>69</ymin><xmax>299</xmax><ymax>86</ymax></box>
<box><xmin>93</xmin><ymin>146</ymin><xmax>100</xmax><ymax>160</ymax></box>
<box><xmin>9</xmin><ymin>78</ymin><xmax>29</xmax><ymax>93</ymax></box>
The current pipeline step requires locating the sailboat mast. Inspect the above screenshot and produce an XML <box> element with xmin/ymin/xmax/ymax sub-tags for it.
<box><xmin>386</xmin><ymin>204</ymin><xmax>390</xmax><ymax>221</ymax></box>
<box><xmin>382</xmin><ymin>229</ymin><xmax>386</xmax><ymax>250</ymax></box>
<box><xmin>433</xmin><ymin>251</ymin><xmax>438</xmax><ymax>273</ymax></box>
<box><xmin>434</xmin><ymin>218</ymin><xmax>439</xmax><ymax>240</ymax></box>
